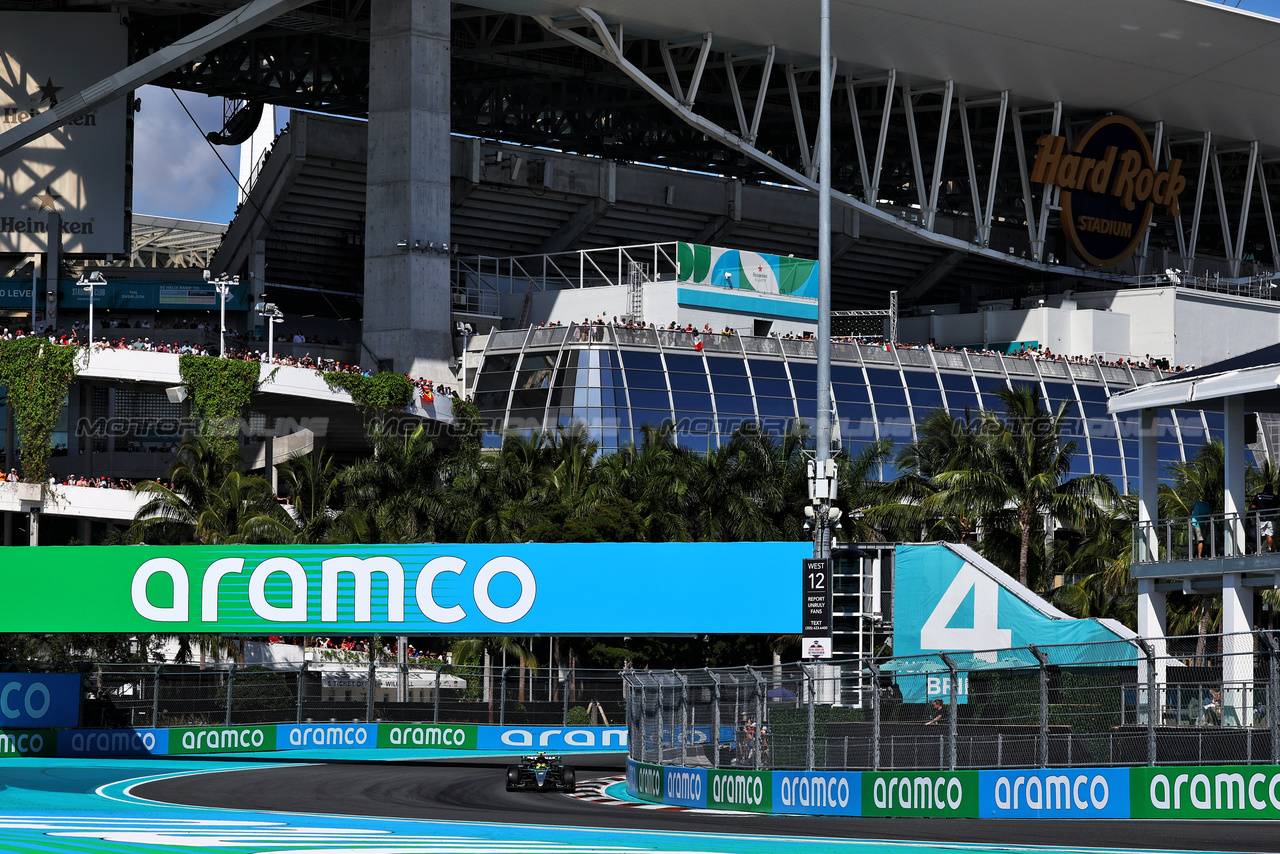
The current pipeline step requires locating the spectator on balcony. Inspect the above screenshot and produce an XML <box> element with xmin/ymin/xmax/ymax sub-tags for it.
<box><xmin>1190</xmin><ymin>500</ymin><xmax>1212</xmax><ymax>558</ymax></box>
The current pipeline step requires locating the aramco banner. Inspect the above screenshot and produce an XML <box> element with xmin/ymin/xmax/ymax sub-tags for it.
<box><xmin>677</xmin><ymin>243</ymin><xmax>818</xmax><ymax>299</ymax></box>
<box><xmin>0</xmin><ymin>542</ymin><xmax>807</xmax><ymax>634</ymax></box>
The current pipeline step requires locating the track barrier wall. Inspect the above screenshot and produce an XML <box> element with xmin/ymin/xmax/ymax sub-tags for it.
<box><xmin>0</xmin><ymin>723</ymin><xmax>628</xmax><ymax>758</ymax></box>
<box><xmin>626</xmin><ymin>758</ymin><xmax>1280</xmax><ymax>819</ymax></box>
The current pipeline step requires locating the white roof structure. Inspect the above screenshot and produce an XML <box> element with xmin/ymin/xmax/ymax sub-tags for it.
<box><xmin>497</xmin><ymin>0</ymin><xmax>1280</xmax><ymax>148</ymax></box>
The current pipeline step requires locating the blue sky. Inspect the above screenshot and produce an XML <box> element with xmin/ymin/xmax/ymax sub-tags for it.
<box><xmin>129</xmin><ymin>0</ymin><xmax>1280</xmax><ymax>226</ymax></box>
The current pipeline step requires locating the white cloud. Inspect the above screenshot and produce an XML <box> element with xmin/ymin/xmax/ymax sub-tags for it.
<box><xmin>131</xmin><ymin>85</ymin><xmax>241</xmax><ymax>224</ymax></box>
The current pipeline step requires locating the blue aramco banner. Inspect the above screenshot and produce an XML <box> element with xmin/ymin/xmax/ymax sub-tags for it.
<box><xmin>0</xmin><ymin>674</ymin><xmax>80</xmax><ymax>728</ymax></box>
<box><xmin>0</xmin><ymin>542</ymin><xmax>809</xmax><ymax>634</ymax></box>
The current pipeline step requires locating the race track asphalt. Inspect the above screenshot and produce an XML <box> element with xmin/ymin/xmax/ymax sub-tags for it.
<box><xmin>135</xmin><ymin>753</ymin><xmax>1280</xmax><ymax>852</ymax></box>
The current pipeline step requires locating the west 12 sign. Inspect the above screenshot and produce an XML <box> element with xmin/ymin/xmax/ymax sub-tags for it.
<box><xmin>1030</xmin><ymin>115</ymin><xmax>1186</xmax><ymax>268</ymax></box>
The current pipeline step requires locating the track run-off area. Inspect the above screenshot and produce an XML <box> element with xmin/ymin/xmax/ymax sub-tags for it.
<box><xmin>0</xmin><ymin>752</ymin><xmax>1275</xmax><ymax>854</ymax></box>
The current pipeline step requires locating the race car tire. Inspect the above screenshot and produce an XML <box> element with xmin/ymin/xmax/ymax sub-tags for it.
<box><xmin>562</xmin><ymin>765</ymin><xmax>575</xmax><ymax>792</ymax></box>
<box><xmin>506</xmin><ymin>765</ymin><xmax>519</xmax><ymax>791</ymax></box>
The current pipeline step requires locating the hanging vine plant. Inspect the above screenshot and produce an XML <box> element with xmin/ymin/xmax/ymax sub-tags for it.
<box><xmin>0</xmin><ymin>338</ymin><xmax>80</xmax><ymax>483</ymax></box>
<box><xmin>178</xmin><ymin>355</ymin><xmax>260</xmax><ymax>455</ymax></box>
<box><xmin>323</xmin><ymin>371</ymin><xmax>414</xmax><ymax>419</ymax></box>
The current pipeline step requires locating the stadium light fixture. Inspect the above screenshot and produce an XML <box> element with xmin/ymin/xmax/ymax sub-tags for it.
<box><xmin>77</xmin><ymin>271</ymin><xmax>106</xmax><ymax>361</ymax></box>
<box><xmin>210</xmin><ymin>273</ymin><xmax>238</xmax><ymax>358</ymax></box>
<box><xmin>255</xmin><ymin>301</ymin><xmax>284</xmax><ymax>362</ymax></box>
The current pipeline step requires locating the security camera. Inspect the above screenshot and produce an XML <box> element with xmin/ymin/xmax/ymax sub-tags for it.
<box><xmin>203</xmin><ymin>269</ymin><xmax>212</xmax><ymax>282</ymax></box>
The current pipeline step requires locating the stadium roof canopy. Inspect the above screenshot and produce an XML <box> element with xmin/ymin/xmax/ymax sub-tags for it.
<box><xmin>3</xmin><ymin>0</ymin><xmax>1277</xmax><ymax>147</ymax></box>
<box><xmin>488</xmin><ymin>0</ymin><xmax>1280</xmax><ymax>148</ymax></box>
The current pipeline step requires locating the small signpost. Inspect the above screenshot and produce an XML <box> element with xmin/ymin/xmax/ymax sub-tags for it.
<box><xmin>802</xmin><ymin>557</ymin><xmax>832</xmax><ymax>659</ymax></box>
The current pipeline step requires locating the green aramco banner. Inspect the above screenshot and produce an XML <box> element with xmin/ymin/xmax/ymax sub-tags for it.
<box><xmin>0</xmin><ymin>542</ymin><xmax>805</xmax><ymax>634</ymax></box>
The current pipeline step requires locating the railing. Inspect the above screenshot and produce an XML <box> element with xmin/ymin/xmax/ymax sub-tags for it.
<box><xmin>1120</xmin><ymin>270</ymin><xmax>1279</xmax><ymax>301</ymax></box>
<box><xmin>625</xmin><ymin>630</ymin><xmax>1280</xmax><ymax>771</ymax></box>
<box><xmin>75</xmin><ymin>661</ymin><xmax>625</xmax><ymax>729</ymax></box>
<box><xmin>1132</xmin><ymin>511</ymin><xmax>1280</xmax><ymax>564</ymax></box>
<box><xmin>454</xmin><ymin>242</ymin><xmax>681</xmax><ymax>294</ymax></box>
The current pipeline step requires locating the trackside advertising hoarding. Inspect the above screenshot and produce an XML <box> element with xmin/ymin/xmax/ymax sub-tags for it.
<box><xmin>629</xmin><ymin>764</ymin><xmax>1280</xmax><ymax>820</ymax></box>
<box><xmin>1131</xmin><ymin>766</ymin><xmax>1280</xmax><ymax>819</ymax></box>
<box><xmin>0</xmin><ymin>674</ymin><xmax>80</xmax><ymax>728</ymax></box>
<box><xmin>0</xmin><ymin>542</ymin><xmax>805</xmax><ymax>634</ymax></box>
<box><xmin>979</xmin><ymin>768</ymin><xmax>1129</xmax><ymax>818</ymax></box>
<box><xmin>37</xmin><ymin>724</ymin><xmax>628</xmax><ymax>758</ymax></box>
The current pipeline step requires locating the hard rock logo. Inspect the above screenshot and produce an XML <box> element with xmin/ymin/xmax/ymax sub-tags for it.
<box><xmin>1030</xmin><ymin>115</ymin><xmax>1186</xmax><ymax>268</ymax></box>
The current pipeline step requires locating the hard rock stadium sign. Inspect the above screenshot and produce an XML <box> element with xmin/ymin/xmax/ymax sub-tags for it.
<box><xmin>1030</xmin><ymin>115</ymin><xmax>1186</xmax><ymax>268</ymax></box>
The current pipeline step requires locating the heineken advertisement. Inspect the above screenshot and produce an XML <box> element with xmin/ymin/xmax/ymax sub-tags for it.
<box><xmin>677</xmin><ymin>242</ymin><xmax>818</xmax><ymax>299</ymax></box>
<box><xmin>0</xmin><ymin>542</ymin><xmax>805</xmax><ymax>634</ymax></box>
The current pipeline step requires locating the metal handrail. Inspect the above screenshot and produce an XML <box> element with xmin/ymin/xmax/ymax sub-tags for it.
<box><xmin>1133</xmin><ymin>510</ymin><xmax>1279</xmax><ymax>564</ymax></box>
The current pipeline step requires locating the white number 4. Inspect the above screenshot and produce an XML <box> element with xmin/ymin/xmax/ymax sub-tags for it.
<box><xmin>919</xmin><ymin>564</ymin><xmax>1012</xmax><ymax>652</ymax></box>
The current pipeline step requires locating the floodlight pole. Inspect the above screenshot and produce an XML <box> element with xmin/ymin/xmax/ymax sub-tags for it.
<box><xmin>215</xmin><ymin>279</ymin><xmax>232</xmax><ymax>358</ymax></box>
<box><xmin>814</xmin><ymin>0</ymin><xmax>833</xmax><ymax>561</ymax></box>
<box><xmin>78</xmin><ymin>272</ymin><xmax>104</xmax><ymax>362</ymax></box>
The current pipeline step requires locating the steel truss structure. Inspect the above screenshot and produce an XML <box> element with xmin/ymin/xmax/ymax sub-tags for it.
<box><xmin>1</xmin><ymin>1</ymin><xmax>1277</xmax><ymax>283</ymax></box>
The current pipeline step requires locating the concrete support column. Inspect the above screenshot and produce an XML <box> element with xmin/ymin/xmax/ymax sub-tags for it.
<box><xmin>363</xmin><ymin>0</ymin><xmax>453</xmax><ymax>379</ymax></box>
<box><xmin>1138</xmin><ymin>408</ymin><xmax>1159</xmax><ymax>562</ymax></box>
<box><xmin>27</xmin><ymin>508</ymin><xmax>38</xmax><ymax>546</ymax></box>
<box><xmin>1136</xmin><ymin>578</ymin><xmax>1168</xmax><ymax>714</ymax></box>
<box><xmin>1222</xmin><ymin>572</ymin><xmax>1254</xmax><ymax>726</ymax></box>
<box><xmin>1225</xmin><ymin>395</ymin><xmax>1247</xmax><ymax>556</ymax></box>
<box><xmin>77</xmin><ymin>518</ymin><xmax>91</xmax><ymax>545</ymax></box>
<box><xmin>250</xmin><ymin>241</ymin><xmax>267</xmax><ymax>341</ymax></box>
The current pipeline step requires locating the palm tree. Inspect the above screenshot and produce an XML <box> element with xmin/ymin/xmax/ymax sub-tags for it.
<box><xmin>870</xmin><ymin>408</ymin><xmax>988</xmax><ymax>543</ymax></box>
<box><xmin>131</xmin><ymin>434</ymin><xmax>291</xmax><ymax>545</ymax></box>
<box><xmin>277</xmin><ymin>447</ymin><xmax>340</xmax><ymax>544</ymax></box>
<box><xmin>976</xmin><ymin>384</ymin><xmax>1116</xmax><ymax>589</ymax></box>
<box><xmin>338</xmin><ymin>422</ymin><xmax>449</xmax><ymax>543</ymax></box>
<box><xmin>451</xmin><ymin>636</ymin><xmax>539</xmax><ymax>722</ymax></box>
<box><xmin>595</xmin><ymin>422</ymin><xmax>698</xmax><ymax>541</ymax></box>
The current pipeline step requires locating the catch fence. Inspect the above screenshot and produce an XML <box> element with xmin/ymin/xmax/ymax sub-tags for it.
<box><xmin>71</xmin><ymin>662</ymin><xmax>624</xmax><ymax>729</ymax></box>
<box><xmin>624</xmin><ymin>630</ymin><xmax>1280</xmax><ymax>771</ymax></box>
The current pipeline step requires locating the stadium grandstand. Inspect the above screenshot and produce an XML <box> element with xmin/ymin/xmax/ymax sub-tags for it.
<box><xmin>2</xmin><ymin>0</ymin><xmax>1280</xmax><ymax>552</ymax></box>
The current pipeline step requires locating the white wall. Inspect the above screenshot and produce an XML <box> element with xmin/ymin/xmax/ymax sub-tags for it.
<box><xmin>1073</xmin><ymin>288</ymin><xmax>1280</xmax><ymax>367</ymax></box>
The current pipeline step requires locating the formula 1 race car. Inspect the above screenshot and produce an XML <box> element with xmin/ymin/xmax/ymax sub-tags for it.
<box><xmin>506</xmin><ymin>752</ymin><xmax>576</xmax><ymax>792</ymax></box>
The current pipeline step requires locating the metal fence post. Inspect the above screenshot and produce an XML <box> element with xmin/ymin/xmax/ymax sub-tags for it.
<box><xmin>499</xmin><ymin>667</ymin><xmax>509</xmax><ymax>726</ymax></box>
<box><xmin>707</xmin><ymin>669</ymin><xmax>721</xmax><ymax>769</ymax></box>
<box><xmin>1261</xmin><ymin>631</ymin><xmax>1280</xmax><ymax>765</ymax></box>
<box><xmin>940</xmin><ymin>653</ymin><xmax>958</xmax><ymax>771</ymax></box>
<box><xmin>656</xmin><ymin>677</ymin><xmax>665</xmax><ymax>764</ymax></box>
<box><xmin>676</xmin><ymin>671</ymin><xmax>690</xmax><ymax>767</ymax></box>
<box><xmin>1030</xmin><ymin>646</ymin><xmax>1049</xmax><ymax>768</ymax></box>
<box><xmin>562</xmin><ymin>669</ymin><xmax>571</xmax><ymax>727</ymax></box>
<box><xmin>366</xmin><ymin>661</ymin><xmax>375</xmax><ymax>723</ymax></box>
<box><xmin>868</xmin><ymin>661</ymin><xmax>881</xmax><ymax>771</ymax></box>
<box><xmin>296</xmin><ymin>661</ymin><xmax>308</xmax><ymax>724</ymax></box>
<box><xmin>433</xmin><ymin>662</ymin><xmax>441</xmax><ymax>723</ymax></box>
<box><xmin>225</xmin><ymin>663</ymin><xmax>236</xmax><ymax>727</ymax></box>
<box><xmin>152</xmin><ymin>664</ymin><xmax>162</xmax><ymax>727</ymax></box>
<box><xmin>749</xmin><ymin>667</ymin><xmax>766</xmax><ymax>771</ymax></box>
<box><xmin>1135</xmin><ymin>638</ymin><xmax>1157</xmax><ymax>766</ymax></box>
<box><xmin>803</xmin><ymin>665</ymin><xmax>814</xmax><ymax>773</ymax></box>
